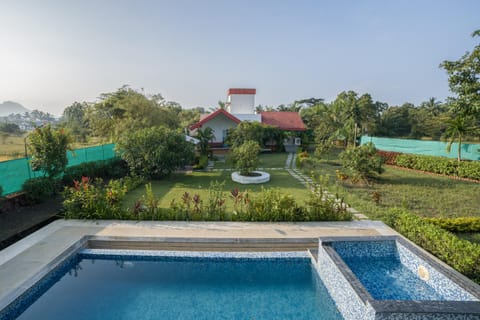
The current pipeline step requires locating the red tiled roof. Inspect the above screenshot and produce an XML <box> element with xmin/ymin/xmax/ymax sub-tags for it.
<box><xmin>260</xmin><ymin>112</ymin><xmax>306</xmax><ymax>131</ymax></box>
<box><xmin>228</xmin><ymin>88</ymin><xmax>256</xmax><ymax>95</ymax></box>
<box><xmin>189</xmin><ymin>109</ymin><xmax>241</xmax><ymax>130</ymax></box>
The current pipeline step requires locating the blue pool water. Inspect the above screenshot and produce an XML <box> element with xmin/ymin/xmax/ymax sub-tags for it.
<box><xmin>342</xmin><ymin>256</ymin><xmax>445</xmax><ymax>301</ymax></box>
<box><xmin>11</xmin><ymin>255</ymin><xmax>342</xmax><ymax>320</ymax></box>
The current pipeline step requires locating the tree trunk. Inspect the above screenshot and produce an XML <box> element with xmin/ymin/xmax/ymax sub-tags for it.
<box><xmin>457</xmin><ymin>135</ymin><xmax>462</xmax><ymax>162</ymax></box>
<box><xmin>353</xmin><ymin>122</ymin><xmax>357</xmax><ymax>147</ymax></box>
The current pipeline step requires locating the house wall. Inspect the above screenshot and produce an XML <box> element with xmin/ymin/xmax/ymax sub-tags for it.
<box><xmin>227</xmin><ymin>93</ymin><xmax>255</xmax><ymax>114</ymax></box>
<box><xmin>202</xmin><ymin>114</ymin><xmax>238</xmax><ymax>144</ymax></box>
<box><xmin>233</xmin><ymin>114</ymin><xmax>261</xmax><ymax>122</ymax></box>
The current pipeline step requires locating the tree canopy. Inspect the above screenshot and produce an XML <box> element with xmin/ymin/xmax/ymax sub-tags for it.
<box><xmin>440</xmin><ymin>30</ymin><xmax>480</xmax><ymax>119</ymax></box>
<box><xmin>86</xmin><ymin>86</ymin><xmax>180</xmax><ymax>140</ymax></box>
<box><xmin>27</xmin><ymin>125</ymin><xmax>72</xmax><ymax>178</ymax></box>
<box><xmin>116</xmin><ymin>126</ymin><xmax>194</xmax><ymax>178</ymax></box>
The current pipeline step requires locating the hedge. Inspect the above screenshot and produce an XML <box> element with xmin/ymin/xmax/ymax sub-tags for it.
<box><xmin>425</xmin><ymin>217</ymin><xmax>480</xmax><ymax>233</ymax></box>
<box><xmin>385</xmin><ymin>208</ymin><xmax>480</xmax><ymax>283</ymax></box>
<box><xmin>377</xmin><ymin>150</ymin><xmax>401</xmax><ymax>165</ymax></box>
<box><xmin>22</xmin><ymin>177</ymin><xmax>57</xmax><ymax>204</ymax></box>
<box><xmin>62</xmin><ymin>158</ymin><xmax>129</xmax><ymax>185</ymax></box>
<box><xmin>378</xmin><ymin>151</ymin><xmax>480</xmax><ymax>181</ymax></box>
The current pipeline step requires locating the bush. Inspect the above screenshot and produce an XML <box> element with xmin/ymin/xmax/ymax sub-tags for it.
<box><xmin>231</xmin><ymin>140</ymin><xmax>261</xmax><ymax>176</ymax></box>
<box><xmin>377</xmin><ymin>150</ymin><xmax>401</xmax><ymax>165</ymax></box>
<box><xmin>27</xmin><ymin>124</ymin><xmax>71</xmax><ymax>178</ymax></box>
<box><xmin>63</xmin><ymin>175</ymin><xmax>144</xmax><ymax>219</ymax></box>
<box><xmin>226</xmin><ymin>121</ymin><xmax>285</xmax><ymax>148</ymax></box>
<box><xmin>22</xmin><ymin>177</ymin><xmax>56</xmax><ymax>203</ymax></box>
<box><xmin>238</xmin><ymin>188</ymin><xmax>304</xmax><ymax>222</ymax></box>
<box><xmin>62</xmin><ymin>158</ymin><xmax>128</xmax><ymax>185</ymax></box>
<box><xmin>116</xmin><ymin>126</ymin><xmax>194</xmax><ymax>178</ymax></box>
<box><xmin>340</xmin><ymin>142</ymin><xmax>384</xmax><ymax>182</ymax></box>
<box><xmin>193</xmin><ymin>155</ymin><xmax>208</xmax><ymax>170</ymax></box>
<box><xmin>385</xmin><ymin>208</ymin><xmax>480</xmax><ymax>283</ymax></box>
<box><xmin>394</xmin><ymin>154</ymin><xmax>480</xmax><ymax>180</ymax></box>
<box><xmin>305</xmin><ymin>175</ymin><xmax>352</xmax><ymax>221</ymax></box>
<box><xmin>169</xmin><ymin>176</ymin><xmax>352</xmax><ymax>222</ymax></box>
<box><xmin>457</xmin><ymin>161</ymin><xmax>480</xmax><ymax>180</ymax></box>
<box><xmin>425</xmin><ymin>217</ymin><xmax>480</xmax><ymax>233</ymax></box>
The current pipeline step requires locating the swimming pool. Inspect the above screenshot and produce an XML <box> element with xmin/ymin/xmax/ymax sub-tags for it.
<box><xmin>2</xmin><ymin>235</ymin><xmax>480</xmax><ymax>320</ymax></box>
<box><xmin>1</xmin><ymin>250</ymin><xmax>343</xmax><ymax>320</ymax></box>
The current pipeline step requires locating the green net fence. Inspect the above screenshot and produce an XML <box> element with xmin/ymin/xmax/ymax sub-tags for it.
<box><xmin>0</xmin><ymin>144</ymin><xmax>116</xmax><ymax>195</ymax></box>
<box><xmin>360</xmin><ymin>136</ymin><xmax>480</xmax><ymax>161</ymax></box>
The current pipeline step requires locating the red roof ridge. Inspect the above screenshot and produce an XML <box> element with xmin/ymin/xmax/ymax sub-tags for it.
<box><xmin>190</xmin><ymin>109</ymin><xmax>241</xmax><ymax>130</ymax></box>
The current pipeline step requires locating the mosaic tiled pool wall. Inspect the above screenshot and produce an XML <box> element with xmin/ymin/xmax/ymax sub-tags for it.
<box><xmin>316</xmin><ymin>236</ymin><xmax>480</xmax><ymax>320</ymax></box>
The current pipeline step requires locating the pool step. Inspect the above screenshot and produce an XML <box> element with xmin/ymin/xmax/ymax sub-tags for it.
<box><xmin>87</xmin><ymin>237</ymin><xmax>318</xmax><ymax>253</ymax></box>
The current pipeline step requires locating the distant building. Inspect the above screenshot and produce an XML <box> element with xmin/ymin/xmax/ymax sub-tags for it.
<box><xmin>190</xmin><ymin>88</ymin><xmax>305</xmax><ymax>151</ymax></box>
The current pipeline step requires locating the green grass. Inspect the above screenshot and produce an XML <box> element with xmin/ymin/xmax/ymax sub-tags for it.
<box><xmin>0</xmin><ymin>134</ymin><xmax>108</xmax><ymax>161</ymax></box>
<box><xmin>301</xmin><ymin>156</ymin><xmax>480</xmax><ymax>219</ymax></box>
<box><xmin>123</xmin><ymin>169</ymin><xmax>309</xmax><ymax>211</ymax></box>
<box><xmin>213</xmin><ymin>152</ymin><xmax>288</xmax><ymax>169</ymax></box>
<box><xmin>0</xmin><ymin>135</ymin><xmax>26</xmax><ymax>160</ymax></box>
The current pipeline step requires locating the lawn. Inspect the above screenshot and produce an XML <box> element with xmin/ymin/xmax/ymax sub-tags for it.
<box><xmin>0</xmin><ymin>135</ymin><xmax>26</xmax><ymax>161</ymax></box>
<box><xmin>0</xmin><ymin>134</ymin><xmax>107</xmax><ymax>161</ymax></box>
<box><xmin>123</xmin><ymin>169</ymin><xmax>310</xmax><ymax>211</ymax></box>
<box><xmin>302</xmin><ymin>157</ymin><xmax>480</xmax><ymax>219</ymax></box>
<box><xmin>213</xmin><ymin>152</ymin><xmax>288</xmax><ymax>169</ymax></box>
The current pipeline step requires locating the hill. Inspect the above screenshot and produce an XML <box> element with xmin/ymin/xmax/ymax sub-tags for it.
<box><xmin>0</xmin><ymin>101</ymin><xmax>30</xmax><ymax>116</ymax></box>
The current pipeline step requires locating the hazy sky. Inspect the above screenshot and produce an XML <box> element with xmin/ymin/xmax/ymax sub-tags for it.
<box><xmin>0</xmin><ymin>0</ymin><xmax>479</xmax><ymax>115</ymax></box>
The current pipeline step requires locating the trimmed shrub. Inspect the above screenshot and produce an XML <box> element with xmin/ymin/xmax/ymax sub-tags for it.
<box><xmin>426</xmin><ymin>217</ymin><xmax>480</xmax><ymax>233</ymax></box>
<box><xmin>457</xmin><ymin>161</ymin><xmax>480</xmax><ymax>180</ymax></box>
<box><xmin>385</xmin><ymin>208</ymin><xmax>480</xmax><ymax>283</ymax></box>
<box><xmin>22</xmin><ymin>177</ymin><xmax>56</xmax><ymax>203</ymax></box>
<box><xmin>394</xmin><ymin>153</ymin><xmax>480</xmax><ymax>181</ymax></box>
<box><xmin>231</xmin><ymin>140</ymin><xmax>261</xmax><ymax>176</ymax></box>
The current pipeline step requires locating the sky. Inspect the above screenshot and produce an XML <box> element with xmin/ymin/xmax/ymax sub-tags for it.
<box><xmin>0</xmin><ymin>0</ymin><xmax>479</xmax><ymax>115</ymax></box>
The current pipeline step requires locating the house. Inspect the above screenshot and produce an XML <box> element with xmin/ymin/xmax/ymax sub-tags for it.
<box><xmin>190</xmin><ymin>88</ymin><xmax>306</xmax><ymax>151</ymax></box>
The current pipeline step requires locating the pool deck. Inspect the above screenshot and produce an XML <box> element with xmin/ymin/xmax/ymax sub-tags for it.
<box><xmin>0</xmin><ymin>219</ymin><xmax>396</xmax><ymax>310</ymax></box>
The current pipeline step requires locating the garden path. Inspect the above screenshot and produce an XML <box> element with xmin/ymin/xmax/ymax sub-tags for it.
<box><xmin>285</xmin><ymin>152</ymin><xmax>366</xmax><ymax>220</ymax></box>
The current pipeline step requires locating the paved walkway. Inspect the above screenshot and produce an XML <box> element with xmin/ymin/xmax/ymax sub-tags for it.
<box><xmin>284</xmin><ymin>152</ymin><xmax>366</xmax><ymax>219</ymax></box>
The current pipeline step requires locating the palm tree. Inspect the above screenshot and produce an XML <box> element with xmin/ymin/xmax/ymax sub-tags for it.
<box><xmin>208</xmin><ymin>100</ymin><xmax>227</xmax><ymax>113</ymax></box>
<box><xmin>196</xmin><ymin>127</ymin><xmax>215</xmax><ymax>156</ymax></box>
<box><xmin>422</xmin><ymin>97</ymin><xmax>443</xmax><ymax>116</ymax></box>
<box><xmin>444</xmin><ymin>116</ymin><xmax>477</xmax><ymax>161</ymax></box>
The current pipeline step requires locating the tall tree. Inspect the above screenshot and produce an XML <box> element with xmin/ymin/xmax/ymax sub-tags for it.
<box><xmin>86</xmin><ymin>86</ymin><xmax>180</xmax><ymax>140</ymax></box>
<box><xmin>62</xmin><ymin>101</ymin><xmax>89</xmax><ymax>142</ymax></box>
<box><xmin>440</xmin><ymin>30</ymin><xmax>480</xmax><ymax>119</ymax></box>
